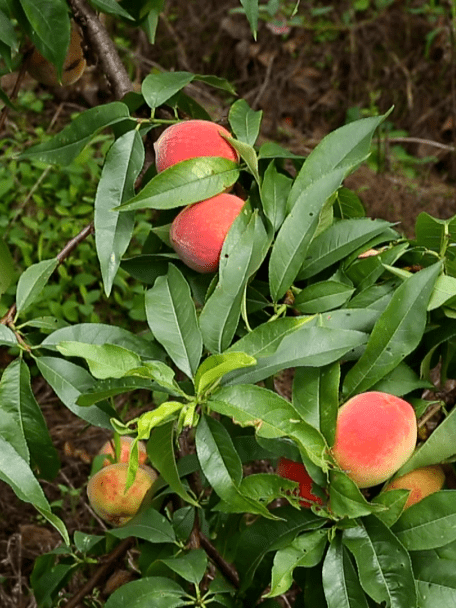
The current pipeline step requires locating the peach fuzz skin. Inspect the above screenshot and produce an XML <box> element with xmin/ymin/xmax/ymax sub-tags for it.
<box><xmin>277</xmin><ymin>457</ymin><xmax>324</xmax><ymax>508</ymax></box>
<box><xmin>332</xmin><ymin>391</ymin><xmax>417</xmax><ymax>488</ymax></box>
<box><xmin>87</xmin><ymin>463</ymin><xmax>157</xmax><ymax>527</ymax></box>
<box><xmin>383</xmin><ymin>465</ymin><xmax>445</xmax><ymax>509</ymax></box>
<box><xmin>99</xmin><ymin>436</ymin><xmax>148</xmax><ymax>468</ymax></box>
<box><xmin>154</xmin><ymin>120</ymin><xmax>238</xmax><ymax>173</ymax></box>
<box><xmin>170</xmin><ymin>193</ymin><xmax>245</xmax><ymax>273</ymax></box>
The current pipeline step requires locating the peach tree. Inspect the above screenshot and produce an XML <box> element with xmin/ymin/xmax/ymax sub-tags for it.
<box><xmin>2</xmin><ymin>0</ymin><xmax>456</xmax><ymax>606</ymax></box>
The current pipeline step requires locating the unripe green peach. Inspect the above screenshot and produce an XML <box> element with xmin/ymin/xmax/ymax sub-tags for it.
<box><xmin>277</xmin><ymin>457</ymin><xmax>324</xmax><ymax>508</ymax></box>
<box><xmin>332</xmin><ymin>391</ymin><xmax>417</xmax><ymax>488</ymax></box>
<box><xmin>383</xmin><ymin>465</ymin><xmax>445</xmax><ymax>509</ymax></box>
<box><xmin>154</xmin><ymin>119</ymin><xmax>238</xmax><ymax>172</ymax></box>
<box><xmin>170</xmin><ymin>192</ymin><xmax>245</xmax><ymax>273</ymax></box>
<box><xmin>27</xmin><ymin>22</ymin><xmax>86</xmax><ymax>86</ymax></box>
<box><xmin>87</xmin><ymin>463</ymin><xmax>158</xmax><ymax>527</ymax></box>
<box><xmin>98</xmin><ymin>436</ymin><xmax>148</xmax><ymax>468</ymax></box>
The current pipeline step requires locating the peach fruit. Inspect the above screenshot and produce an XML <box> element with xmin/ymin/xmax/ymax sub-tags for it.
<box><xmin>170</xmin><ymin>192</ymin><xmax>245</xmax><ymax>273</ymax></box>
<box><xmin>383</xmin><ymin>464</ymin><xmax>445</xmax><ymax>509</ymax></box>
<box><xmin>98</xmin><ymin>436</ymin><xmax>148</xmax><ymax>468</ymax></box>
<box><xmin>87</xmin><ymin>463</ymin><xmax>158</xmax><ymax>527</ymax></box>
<box><xmin>332</xmin><ymin>391</ymin><xmax>417</xmax><ymax>488</ymax></box>
<box><xmin>154</xmin><ymin>119</ymin><xmax>238</xmax><ymax>172</ymax></box>
<box><xmin>27</xmin><ymin>22</ymin><xmax>86</xmax><ymax>86</ymax></box>
<box><xmin>277</xmin><ymin>457</ymin><xmax>324</xmax><ymax>507</ymax></box>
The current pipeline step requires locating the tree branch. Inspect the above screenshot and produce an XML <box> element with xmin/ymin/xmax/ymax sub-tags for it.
<box><xmin>67</xmin><ymin>0</ymin><xmax>134</xmax><ymax>99</ymax></box>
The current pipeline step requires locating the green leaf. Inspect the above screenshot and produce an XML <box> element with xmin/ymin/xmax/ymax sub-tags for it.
<box><xmin>148</xmin><ymin>421</ymin><xmax>199</xmax><ymax>506</ymax></box>
<box><xmin>234</xmin><ymin>505</ymin><xmax>326</xmax><ymax>591</ymax></box>
<box><xmin>0</xmin><ymin>9</ymin><xmax>18</xmax><ymax>48</ymax></box>
<box><xmin>373</xmin><ymin>489</ymin><xmax>410</xmax><ymax>528</ymax></box>
<box><xmin>322</xmin><ymin>534</ymin><xmax>370</xmax><ymax>608</ymax></box>
<box><xmin>104</xmin><ymin>576</ymin><xmax>187</xmax><ymax>608</ymax></box>
<box><xmin>370</xmin><ymin>361</ymin><xmax>433</xmax><ymax>396</ymax></box>
<box><xmin>142</xmin><ymin>71</ymin><xmax>195</xmax><ymax>109</ymax></box>
<box><xmin>396</xmin><ymin>404</ymin><xmax>456</xmax><ymax>476</ymax></box>
<box><xmin>269</xmin><ymin>168</ymin><xmax>345</xmax><ymax>301</ymax></box>
<box><xmin>145</xmin><ymin>264</ymin><xmax>202</xmax><ymax>379</ymax></box>
<box><xmin>109</xmin><ymin>507</ymin><xmax>176</xmax><ymax>544</ymax></box>
<box><xmin>199</xmin><ymin>209</ymin><xmax>270</xmax><ymax>353</ymax></box>
<box><xmin>239</xmin><ymin>0</ymin><xmax>259</xmax><ymax>38</ymax></box>
<box><xmin>223</xmin><ymin>320</ymin><xmax>368</xmax><ymax>387</ymax></box>
<box><xmin>0</xmin><ymin>325</ymin><xmax>17</xmax><ymax>347</ymax></box>
<box><xmin>392</xmin><ymin>491</ymin><xmax>456</xmax><ymax>550</ymax></box>
<box><xmin>194</xmin><ymin>352</ymin><xmax>256</xmax><ymax>397</ymax></box>
<box><xmin>266</xmin><ymin>530</ymin><xmax>328</xmax><ymax>597</ymax></box>
<box><xmin>89</xmin><ymin>0</ymin><xmax>135</xmax><ymax>19</ymax></box>
<box><xmin>335</xmin><ymin>187</ymin><xmax>366</xmax><ymax>218</ymax></box>
<box><xmin>0</xmin><ymin>359</ymin><xmax>59</xmax><ymax>479</ymax></box>
<box><xmin>343</xmin><ymin>515</ymin><xmax>417</xmax><ymax>608</ymax></box>
<box><xmin>35</xmin><ymin>357</ymin><xmax>117</xmax><ymax>429</ymax></box>
<box><xmin>260</xmin><ymin>161</ymin><xmax>292</xmax><ymax>232</ymax></box>
<box><xmin>123</xmin><ymin>360</ymin><xmax>187</xmax><ymax>397</ymax></box>
<box><xmin>76</xmin><ymin>377</ymin><xmax>158</xmax><ymax>406</ymax></box>
<box><xmin>411</xmin><ymin>551</ymin><xmax>456</xmax><ymax>607</ymax></box>
<box><xmin>118</xmin><ymin>157</ymin><xmax>239</xmax><ymax>211</ymax></box>
<box><xmin>329</xmin><ymin>470</ymin><xmax>386</xmax><ymax>519</ymax></box>
<box><xmin>294</xmin><ymin>281</ymin><xmax>355</xmax><ymax>314</ymax></box>
<box><xmin>0</xmin><ymin>236</ymin><xmax>15</xmax><ymax>297</ymax></box>
<box><xmin>137</xmin><ymin>401</ymin><xmax>185</xmax><ymax>438</ymax></box>
<box><xmin>227</xmin><ymin>136</ymin><xmax>260</xmax><ymax>183</ymax></box>
<box><xmin>228</xmin><ymin>99</ymin><xmax>263</xmax><ymax>146</ymax></box>
<box><xmin>297</xmin><ymin>218</ymin><xmax>394</xmax><ymax>280</ymax></box>
<box><xmin>193</xmin><ymin>74</ymin><xmax>236</xmax><ymax>95</ymax></box>
<box><xmin>19</xmin><ymin>0</ymin><xmax>70</xmax><ymax>76</ymax></box>
<box><xmin>428</xmin><ymin>274</ymin><xmax>456</xmax><ymax>310</ymax></box>
<box><xmin>0</xmin><ymin>435</ymin><xmax>68</xmax><ymax>544</ymax></box>
<box><xmin>288</xmin><ymin>113</ymin><xmax>390</xmax><ymax>210</ymax></box>
<box><xmin>195</xmin><ymin>415</ymin><xmax>277</xmax><ymax>519</ymax></box>
<box><xmin>210</xmin><ymin>384</ymin><xmax>328</xmax><ymax>470</ymax></box>
<box><xmin>56</xmin><ymin>342</ymin><xmax>141</xmax><ymax>380</ymax></box>
<box><xmin>292</xmin><ymin>363</ymin><xmax>340</xmax><ymax>446</ymax></box>
<box><xmin>415</xmin><ymin>212</ymin><xmax>456</xmax><ymax>254</ymax></box>
<box><xmin>95</xmin><ymin>129</ymin><xmax>144</xmax><ymax>296</ymax></box>
<box><xmin>161</xmin><ymin>549</ymin><xmax>208</xmax><ymax>584</ymax></box>
<box><xmin>41</xmin><ymin>323</ymin><xmax>163</xmax><ymax>360</ymax></box>
<box><xmin>16</xmin><ymin>258</ymin><xmax>58</xmax><ymax>315</ymax></box>
<box><xmin>342</xmin><ymin>262</ymin><xmax>441</xmax><ymax>398</ymax></box>
<box><xmin>19</xmin><ymin>102</ymin><xmax>131</xmax><ymax>165</ymax></box>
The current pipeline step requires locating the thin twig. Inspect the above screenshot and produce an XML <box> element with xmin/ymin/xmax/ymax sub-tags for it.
<box><xmin>62</xmin><ymin>537</ymin><xmax>135</xmax><ymax>608</ymax></box>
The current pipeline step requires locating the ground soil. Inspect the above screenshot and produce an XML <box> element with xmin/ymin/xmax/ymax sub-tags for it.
<box><xmin>1</xmin><ymin>2</ymin><xmax>456</xmax><ymax>605</ymax></box>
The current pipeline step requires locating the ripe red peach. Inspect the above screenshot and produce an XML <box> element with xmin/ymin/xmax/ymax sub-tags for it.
<box><xmin>277</xmin><ymin>457</ymin><xmax>324</xmax><ymax>508</ymax></box>
<box><xmin>98</xmin><ymin>436</ymin><xmax>148</xmax><ymax>468</ymax></box>
<box><xmin>27</xmin><ymin>22</ymin><xmax>86</xmax><ymax>86</ymax></box>
<box><xmin>87</xmin><ymin>463</ymin><xmax>158</xmax><ymax>527</ymax></box>
<box><xmin>383</xmin><ymin>464</ymin><xmax>445</xmax><ymax>509</ymax></box>
<box><xmin>170</xmin><ymin>192</ymin><xmax>245</xmax><ymax>273</ymax></box>
<box><xmin>332</xmin><ymin>391</ymin><xmax>417</xmax><ymax>488</ymax></box>
<box><xmin>154</xmin><ymin>119</ymin><xmax>238</xmax><ymax>173</ymax></box>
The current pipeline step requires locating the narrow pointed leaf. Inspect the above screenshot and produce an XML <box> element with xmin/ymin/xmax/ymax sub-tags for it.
<box><xmin>195</xmin><ymin>415</ymin><xmax>277</xmax><ymax>519</ymax></box>
<box><xmin>210</xmin><ymin>384</ymin><xmax>328</xmax><ymax>469</ymax></box>
<box><xmin>36</xmin><ymin>357</ymin><xmax>117</xmax><ymax>429</ymax></box>
<box><xmin>288</xmin><ymin>113</ymin><xmax>390</xmax><ymax>209</ymax></box>
<box><xmin>95</xmin><ymin>129</ymin><xmax>144</xmax><ymax>296</ymax></box>
<box><xmin>343</xmin><ymin>515</ymin><xmax>417</xmax><ymax>608</ymax></box>
<box><xmin>0</xmin><ymin>325</ymin><xmax>17</xmax><ymax>347</ymax></box>
<box><xmin>267</xmin><ymin>530</ymin><xmax>328</xmax><ymax>597</ymax></box>
<box><xmin>19</xmin><ymin>103</ymin><xmax>131</xmax><ymax>165</ymax></box>
<box><xmin>16</xmin><ymin>258</ymin><xmax>58</xmax><ymax>315</ymax></box>
<box><xmin>56</xmin><ymin>342</ymin><xmax>141</xmax><ymax>380</ymax></box>
<box><xmin>343</xmin><ymin>262</ymin><xmax>441</xmax><ymax>398</ymax></box>
<box><xmin>199</xmin><ymin>210</ymin><xmax>270</xmax><ymax>353</ymax></box>
<box><xmin>148</xmin><ymin>421</ymin><xmax>199</xmax><ymax>506</ymax></box>
<box><xmin>228</xmin><ymin>99</ymin><xmax>262</xmax><ymax>146</ymax></box>
<box><xmin>0</xmin><ymin>236</ymin><xmax>15</xmax><ymax>297</ymax></box>
<box><xmin>194</xmin><ymin>352</ymin><xmax>257</xmax><ymax>397</ymax></box>
<box><xmin>118</xmin><ymin>157</ymin><xmax>239</xmax><ymax>211</ymax></box>
<box><xmin>261</xmin><ymin>161</ymin><xmax>292</xmax><ymax>232</ymax></box>
<box><xmin>269</xmin><ymin>168</ymin><xmax>345</xmax><ymax>302</ymax></box>
<box><xmin>145</xmin><ymin>264</ymin><xmax>202</xmax><ymax>379</ymax></box>
<box><xmin>392</xmin><ymin>491</ymin><xmax>456</xmax><ymax>550</ymax></box>
<box><xmin>322</xmin><ymin>535</ymin><xmax>369</xmax><ymax>608</ymax></box>
<box><xmin>0</xmin><ymin>436</ymin><xmax>69</xmax><ymax>544</ymax></box>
